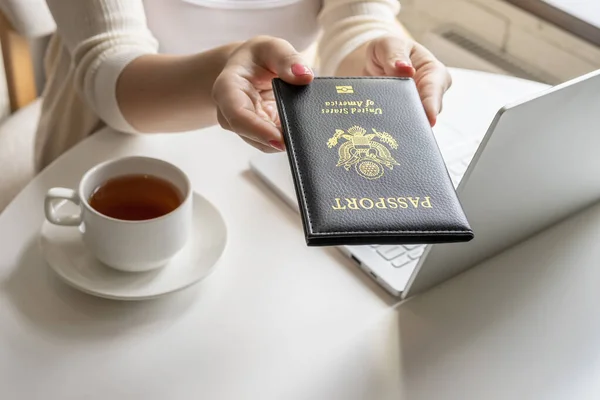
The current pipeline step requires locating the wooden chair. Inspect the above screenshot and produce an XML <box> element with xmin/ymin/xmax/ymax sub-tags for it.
<box><xmin>0</xmin><ymin>0</ymin><xmax>55</xmax><ymax>212</ymax></box>
<box><xmin>0</xmin><ymin>11</ymin><xmax>37</xmax><ymax>112</ymax></box>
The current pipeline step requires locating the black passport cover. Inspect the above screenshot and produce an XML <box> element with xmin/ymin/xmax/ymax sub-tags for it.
<box><xmin>272</xmin><ymin>77</ymin><xmax>473</xmax><ymax>246</ymax></box>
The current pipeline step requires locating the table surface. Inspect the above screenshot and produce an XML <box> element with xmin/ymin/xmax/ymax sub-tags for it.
<box><xmin>2</xmin><ymin>69</ymin><xmax>599</xmax><ymax>400</ymax></box>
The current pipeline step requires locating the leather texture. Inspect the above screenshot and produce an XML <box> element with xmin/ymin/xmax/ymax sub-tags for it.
<box><xmin>272</xmin><ymin>77</ymin><xmax>473</xmax><ymax>246</ymax></box>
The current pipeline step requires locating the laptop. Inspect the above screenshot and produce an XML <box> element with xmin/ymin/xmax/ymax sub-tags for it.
<box><xmin>250</xmin><ymin>69</ymin><xmax>600</xmax><ymax>299</ymax></box>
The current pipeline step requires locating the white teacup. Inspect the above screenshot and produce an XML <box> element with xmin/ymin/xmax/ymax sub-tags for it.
<box><xmin>44</xmin><ymin>156</ymin><xmax>193</xmax><ymax>272</ymax></box>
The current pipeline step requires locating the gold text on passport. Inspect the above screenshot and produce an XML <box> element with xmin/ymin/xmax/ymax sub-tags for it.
<box><xmin>321</xmin><ymin>99</ymin><xmax>382</xmax><ymax>115</ymax></box>
<box><xmin>327</xmin><ymin>125</ymin><xmax>399</xmax><ymax>179</ymax></box>
<box><xmin>331</xmin><ymin>197</ymin><xmax>433</xmax><ymax>210</ymax></box>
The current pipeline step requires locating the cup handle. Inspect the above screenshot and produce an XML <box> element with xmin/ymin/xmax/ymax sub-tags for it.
<box><xmin>44</xmin><ymin>188</ymin><xmax>82</xmax><ymax>226</ymax></box>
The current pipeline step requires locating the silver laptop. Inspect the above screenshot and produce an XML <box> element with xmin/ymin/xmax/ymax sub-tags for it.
<box><xmin>250</xmin><ymin>69</ymin><xmax>600</xmax><ymax>299</ymax></box>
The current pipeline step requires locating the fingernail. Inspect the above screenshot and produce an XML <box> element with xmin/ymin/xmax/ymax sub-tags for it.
<box><xmin>395</xmin><ymin>60</ymin><xmax>412</xmax><ymax>68</ymax></box>
<box><xmin>269</xmin><ymin>140</ymin><xmax>285</xmax><ymax>151</ymax></box>
<box><xmin>291</xmin><ymin>64</ymin><xmax>312</xmax><ymax>76</ymax></box>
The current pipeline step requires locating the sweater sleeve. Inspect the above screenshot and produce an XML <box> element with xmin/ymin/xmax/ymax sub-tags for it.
<box><xmin>45</xmin><ymin>0</ymin><xmax>159</xmax><ymax>133</ymax></box>
<box><xmin>317</xmin><ymin>0</ymin><xmax>403</xmax><ymax>76</ymax></box>
<box><xmin>0</xmin><ymin>0</ymin><xmax>56</xmax><ymax>38</ymax></box>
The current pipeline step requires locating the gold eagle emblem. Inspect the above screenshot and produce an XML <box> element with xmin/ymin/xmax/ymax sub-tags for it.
<box><xmin>327</xmin><ymin>125</ymin><xmax>399</xmax><ymax>180</ymax></box>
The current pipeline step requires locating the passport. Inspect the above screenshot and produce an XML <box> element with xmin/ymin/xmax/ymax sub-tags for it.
<box><xmin>271</xmin><ymin>77</ymin><xmax>473</xmax><ymax>246</ymax></box>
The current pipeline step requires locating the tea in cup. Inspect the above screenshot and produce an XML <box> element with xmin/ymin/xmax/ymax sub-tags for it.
<box><xmin>44</xmin><ymin>156</ymin><xmax>192</xmax><ymax>272</ymax></box>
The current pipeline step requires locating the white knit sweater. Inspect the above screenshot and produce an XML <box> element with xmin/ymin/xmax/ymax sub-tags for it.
<box><xmin>33</xmin><ymin>0</ymin><xmax>402</xmax><ymax>170</ymax></box>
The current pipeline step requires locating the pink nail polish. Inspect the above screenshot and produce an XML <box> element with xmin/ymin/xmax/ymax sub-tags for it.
<box><xmin>269</xmin><ymin>140</ymin><xmax>285</xmax><ymax>151</ymax></box>
<box><xmin>395</xmin><ymin>60</ymin><xmax>412</xmax><ymax>68</ymax></box>
<box><xmin>291</xmin><ymin>64</ymin><xmax>312</xmax><ymax>76</ymax></box>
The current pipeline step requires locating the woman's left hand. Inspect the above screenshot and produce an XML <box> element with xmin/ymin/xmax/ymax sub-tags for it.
<box><xmin>363</xmin><ymin>35</ymin><xmax>452</xmax><ymax>127</ymax></box>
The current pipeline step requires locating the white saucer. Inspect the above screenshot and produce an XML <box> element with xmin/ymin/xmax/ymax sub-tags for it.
<box><xmin>39</xmin><ymin>192</ymin><xmax>227</xmax><ymax>300</ymax></box>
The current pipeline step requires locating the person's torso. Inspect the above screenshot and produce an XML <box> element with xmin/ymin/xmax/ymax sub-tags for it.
<box><xmin>36</xmin><ymin>0</ymin><xmax>325</xmax><ymax>171</ymax></box>
<box><xmin>142</xmin><ymin>0</ymin><xmax>323</xmax><ymax>55</ymax></box>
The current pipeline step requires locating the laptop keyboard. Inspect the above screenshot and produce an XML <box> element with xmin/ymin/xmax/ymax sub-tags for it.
<box><xmin>445</xmin><ymin>144</ymin><xmax>477</xmax><ymax>187</ymax></box>
<box><xmin>365</xmin><ymin>141</ymin><xmax>477</xmax><ymax>269</ymax></box>
<box><xmin>369</xmin><ymin>244</ymin><xmax>425</xmax><ymax>268</ymax></box>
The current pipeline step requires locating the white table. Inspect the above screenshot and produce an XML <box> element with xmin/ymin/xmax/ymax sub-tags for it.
<box><xmin>3</xmin><ymin>68</ymin><xmax>597</xmax><ymax>399</ymax></box>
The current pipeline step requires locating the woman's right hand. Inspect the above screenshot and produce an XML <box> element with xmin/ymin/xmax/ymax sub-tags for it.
<box><xmin>212</xmin><ymin>36</ymin><xmax>314</xmax><ymax>153</ymax></box>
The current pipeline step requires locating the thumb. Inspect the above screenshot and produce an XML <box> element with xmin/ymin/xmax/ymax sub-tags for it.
<box><xmin>252</xmin><ymin>37</ymin><xmax>314</xmax><ymax>85</ymax></box>
<box><xmin>372</xmin><ymin>36</ymin><xmax>416</xmax><ymax>77</ymax></box>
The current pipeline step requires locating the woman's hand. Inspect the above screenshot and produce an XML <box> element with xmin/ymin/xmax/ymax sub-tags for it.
<box><xmin>212</xmin><ymin>36</ymin><xmax>313</xmax><ymax>152</ymax></box>
<box><xmin>363</xmin><ymin>35</ymin><xmax>452</xmax><ymax>127</ymax></box>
